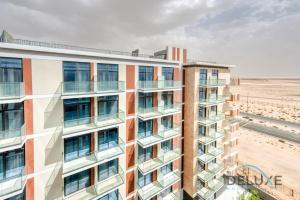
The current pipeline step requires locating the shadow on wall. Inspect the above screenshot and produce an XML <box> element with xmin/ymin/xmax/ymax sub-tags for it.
<box><xmin>45</xmin><ymin>126</ymin><xmax>63</xmax><ymax>166</ymax></box>
<box><xmin>45</xmin><ymin>163</ymin><xmax>63</xmax><ymax>200</ymax></box>
<box><xmin>44</xmin><ymin>84</ymin><xmax>62</xmax><ymax>129</ymax></box>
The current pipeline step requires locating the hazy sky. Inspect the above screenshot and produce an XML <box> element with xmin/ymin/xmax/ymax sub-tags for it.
<box><xmin>1</xmin><ymin>0</ymin><xmax>300</xmax><ymax>77</ymax></box>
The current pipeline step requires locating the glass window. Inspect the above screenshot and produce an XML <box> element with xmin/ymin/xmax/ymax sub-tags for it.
<box><xmin>0</xmin><ymin>57</ymin><xmax>22</xmax><ymax>83</ymax></box>
<box><xmin>64</xmin><ymin>134</ymin><xmax>90</xmax><ymax>161</ymax></box>
<box><xmin>161</xmin><ymin>140</ymin><xmax>172</xmax><ymax>153</ymax></box>
<box><xmin>138</xmin><ymin>146</ymin><xmax>152</xmax><ymax>163</ymax></box>
<box><xmin>63</xmin><ymin>61</ymin><xmax>90</xmax><ymax>82</ymax></box>
<box><xmin>63</xmin><ymin>98</ymin><xmax>91</xmax><ymax>127</ymax></box>
<box><xmin>98</xmin><ymin>128</ymin><xmax>118</xmax><ymax>151</ymax></box>
<box><xmin>138</xmin><ymin>119</ymin><xmax>153</xmax><ymax>138</ymax></box>
<box><xmin>161</xmin><ymin>91</ymin><xmax>173</xmax><ymax>107</ymax></box>
<box><xmin>6</xmin><ymin>190</ymin><xmax>25</xmax><ymax>200</ymax></box>
<box><xmin>198</xmin><ymin>126</ymin><xmax>205</xmax><ymax>136</ymax></box>
<box><xmin>97</xmin><ymin>64</ymin><xmax>118</xmax><ymax>82</ymax></box>
<box><xmin>138</xmin><ymin>93</ymin><xmax>153</xmax><ymax>109</ymax></box>
<box><xmin>138</xmin><ymin>171</ymin><xmax>152</xmax><ymax>187</ymax></box>
<box><xmin>199</xmin><ymin>69</ymin><xmax>207</xmax><ymax>80</ymax></box>
<box><xmin>98</xmin><ymin>96</ymin><xmax>118</xmax><ymax>117</ymax></box>
<box><xmin>198</xmin><ymin>161</ymin><xmax>205</xmax><ymax>172</ymax></box>
<box><xmin>139</xmin><ymin>66</ymin><xmax>153</xmax><ymax>81</ymax></box>
<box><xmin>199</xmin><ymin>88</ymin><xmax>206</xmax><ymax>101</ymax></box>
<box><xmin>211</xmin><ymin>106</ymin><xmax>217</xmax><ymax>115</ymax></box>
<box><xmin>64</xmin><ymin>170</ymin><xmax>90</xmax><ymax>196</ymax></box>
<box><xmin>99</xmin><ymin>190</ymin><xmax>118</xmax><ymax>200</ymax></box>
<box><xmin>0</xmin><ymin>103</ymin><xmax>24</xmax><ymax>138</ymax></box>
<box><xmin>212</xmin><ymin>69</ymin><xmax>218</xmax><ymax>79</ymax></box>
<box><xmin>161</xmin><ymin>116</ymin><xmax>173</xmax><ymax>130</ymax></box>
<box><xmin>199</xmin><ymin>107</ymin><xmax>206</xmax><ymax>118</ymax></box>
<box><xmin>211</xmin><ymin>88</ymin><xmax>218</xmax><ymax>99</ymax></box>
<box><xmin>161</xmin><ymin>187</ymin><xmax>172</xmax><ymax>198</ymax></box>
<box><xmin>98</xmin><ymin>159</ymin><xmax>118</xmax><ymax>181</ymax></box>
<box><xmin>162</xmin><ymin>67</ymin><xmax>173</xmax><ymax>80</ymax></box>
<box><xmin>160</xmin><ymin>163</ymin><xmax>172</xmax><ymax>175</ymax></box>
<box><xmin>198</xmin><ymin>144</ymin><xmax>205</xmax><ymax>155</ymax></box>
<box><xmin>0</xmin><ymin>148</ymin><xmax>24</xmax><ymax>181</ymax></box>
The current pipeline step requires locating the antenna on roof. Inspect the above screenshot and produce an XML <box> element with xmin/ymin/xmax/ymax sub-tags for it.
<box><xmin>0</xmin><ymin>30</ymin><xmax>14</xmax><ymax>42</ymax></box>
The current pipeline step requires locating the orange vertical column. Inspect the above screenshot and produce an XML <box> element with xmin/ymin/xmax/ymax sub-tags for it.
<box><xmin>23</xmin><ymin>58</ymin><xmax>34</xmax><ymax>200</ymax></box>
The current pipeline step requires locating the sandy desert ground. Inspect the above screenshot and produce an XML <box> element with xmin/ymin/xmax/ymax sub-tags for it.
<box><xmin>232</xmin><ymin>79</ymin><xmax>300</xmax><ymax>123</ymax></box>
<box><xmin>237</xmin><ymin>128</ymin><xmax>300</xmax><ymax>199</ymax></box>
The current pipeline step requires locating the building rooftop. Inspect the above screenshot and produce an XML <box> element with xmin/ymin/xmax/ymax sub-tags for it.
<box><xmin>185</xmin><ymin>59</ymin><xmax>236</xmax><ymax>68</ymax></box>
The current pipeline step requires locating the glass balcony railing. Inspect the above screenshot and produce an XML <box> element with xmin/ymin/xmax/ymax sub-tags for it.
<box><xmin>61</xmin><ymin>81</ymin><xmax>125</xmax><ymax>96</ymax></box>
<box><xmin>138</xmin><ymin>103</ymin><xmax>181</xmax><ymax>120</ymax></box>
<box><xmin>197</xmin><ymin>162</ymin><xmax>224</xmax><ymax>182</ymax></box>
<box><xmin>197</xmin><ymin>130</ymin><xmax>224</xmax><ymax>145</ymax></box>
<box><xmin>198</xmin><ymin>113</ymin><xmax>225</xmax><ymax>126</ymax></box>
<box><xmin>62</xmin><ymin>110</ymin><xmax>125</xmax><ymax>136</ymax></box>
<box><xmin>158</xmin><ymin>170</ymin><xmax>181</xmax><ymax>189</ymax></box>
<box><xmin>197</xmin><ymin>146</ymin><xmax>224</xmax><ymax>164</ymax></box>
<box><xmin>199</xmin><ymin>79</ymin><xmax>226</xmax><ymax>87</ymax></box>
<box><xmin>199</xmin><ymin>95</ymin><xmax>226</xmax><ymax>106</ymax></box>
<box><xmin>207</xmin><ymin>162</ymin><xmax>224</xmax><ymax>176</ymax></box>
<box><xmin>95</xmin><ymin>81</ymin><xmax>125</xmax><ymax>93</ymax></box>
<box><xmin>0</xmin><ymin>124</ymin><xmax>26</xmax><ymax>149</ymax></box>
<box><xmin>63</xmin><ymin>138</ymin><xmax>125</xmax><ymax>176</ymax></box>
<box><xmin>137</xmin><ymin>124</ymin><xmax>181</xmax><ymax>148</ymax></box>
<box><xmin>197</xmin><ymin>186</ymin><xmax>214</xmax><ymax>200</ymax></box>
<box><xmin>158</xmin><ymin>190</ymin><xmax>180</xmax><ymax>200</ymax></box>
<box><xmin>137</xmin><ymin>181</ymin><xmax>163</xmax><ymax>200</ymax></box>
<box><xmin>64</xmin><ymin>166</ymin><xmax>124</xmax><ymax>200</ymax></box>
<box><xmin>208</xmin><ymin>177</ymin><xmax>224</xmax><ymax>193</ymax></box>
<box><xmin>0</xmin><ymin>167</ymin><xmax>27</xmax><ymax>198</ymax></box>
<box><xmin>0</xmin><ymin>82</ymin><xmax>24</xmax><ymax>100</ymax></box>
<box><xmin>197</xmin><ymin>169</ymin><xmax>215</xmax><ymax>182</ymax></box>
<box><xmin>138</xmin><ymin>148</ymin><xmax>181</xmax><ymax>175</ymax></box>
<box><xmin>138</xmin><ymin>80</ymin><xmax>181</xmax><ymax>91</ymax></box>
<box><xmin>208</xmin><ymin>146</ymin><xmax>224</xmax><ymax>157</ymax></box>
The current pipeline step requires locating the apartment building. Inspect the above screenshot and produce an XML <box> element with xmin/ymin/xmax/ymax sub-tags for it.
<box><xmin>182</xmin><ymin>63</ymin><xmax>240</xmax><ymax>200</ymax></box>
<box><xmin>0</xmin><ymin>31</ymin><xmax>239</xmax><ymax>200</ymax></box>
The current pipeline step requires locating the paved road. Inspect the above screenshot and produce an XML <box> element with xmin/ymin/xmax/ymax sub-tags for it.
<box><xmin>240</xmin><ymin>112</ymin><xmax>300</xmax><ymax>128</ymax></box>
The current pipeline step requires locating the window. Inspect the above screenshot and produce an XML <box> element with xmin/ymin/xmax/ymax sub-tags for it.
<box><xmin>161</xmin><ymin>116</ymin><xmax>173</xmax><ymax>130</ymax></box>
<box><xmin>99</xmin><ymin>190</ymin><xmax>118</xmax><ymax>200</ymax></box>
<box><xmin>199</xmin><ymin>69</ymin><xmax>207</xmax><ymax>80</ymax></box>
<box><xmin>198</xmin><ymin>161</ymin><xmax>205</xmax><ymax>172</ymax></box>
<box><xmin>212</xmin><ymin>69</ymin><xmax>218</xmax><ymax>79</ymax></box>
<box><xmin>199</xmin><ymin>88</ymin><xmax>206</xmax><ymax>101</ymax></box>
<box><xmin>198</xmin><ymin>144</ymin><xmax>205</xmax><ymax>155</ymax></box>
<box><xmin>138</xmin><ymin>93</ymin><xmax>153</xmax><ymax>109</ymax></box>
<box><xmin>6</xmin><ymin>190</ymin><xmax>25</xmax><ymax>200</ymax></box>
<box><xmin>0</xmin><ymin>148</ymin><xmax>24</xmax><ymax>181</ymax></box>
<box><xmin>64</xmin><ymin>170</ymin><xmax>90</xmax><ymax>196</ymax></box>
<box><xmin>162</xmin><ymin>67</ymin><xmax>173</xmax><ymax>80</ymax></box>
<box><xmin>63</xmin><ymin>98</ymin><xmax>91</xmax><ymax>127</ymax></box>
<box><xmin>98</xmin><ymin>159</ymin><xmax>118</xmax><ymax>181</ymax></box>
<box><xmin>211</xmin><ymin>88</ymin><xmax>218</xmax><ymax>99</ymax></box>
<box><xmin>64</xmin><ymin>134</ymin><xmax>90</xmax><ymax>161</ymax></box>
<box><xmin>199</xmin><ymin>107</ymin><xmax>206</xmax><ymax>118</ymax></box>
<box><xmin>211</xmin><ymin>106</ymin><xmax>217</xmax><ymax>115</ymax></box>
<box><xmin>138</xmin><ymin>171</ymin><xmax>152</xmax><ymax>187</ymax></box>
<box><xmin>0</xmin><ymin>103</ymin><xmax>24</xmax><ymax>138</ymax></box>
<box><xmin>98</xmin><ymin>96</ymin><xmax>118</xmax><ymax>117</ymax></box>
<box><xmin>98</xmin><ymin>128</ymin><xmax>118</xmax><ymax>151</ymax></box>
<box><xmin>210</xmin><ymin>124</ymin><xmax>217</xmax><ymax>132</ymax></box>
<box><xmin>97</xmin><ymin>64</ymin><xmax>118</xmax><ymax>81</ymax></box>
<box><xmin>160</xmin><ymin>163</ymin><xmax>172</xmax><ymax>175</ymax></box>
<box><xmin>161</xmin><ymin>140</ymin><xmax>172</xmax><ymax>153</ymax></box>
<box><xmin>138</xmin><ymin>146</ymin><xmax>152</xmax><ymax>163</ymax></box>
<box><xmin>0</xmin><ymin>57</ymin><xmax>22</xmax><ymax>83</ymax></box>
<box><xmin>161</xmin><ymin>187</ymin><xmax>172</xmax><ymax>198</ymax></box>
<box><xmin>198</xmin><ymin>126</ymin><xmax>205</xmax><ymax>136</ymax></box>
<box><xmin>161</xmin><ymin>91</ymin><xmax>173</xmax><ymax>107</ymax></box>
<box><xmin>139</xmin><ymin>66</ymin><xmax>153</xmax><ymax>81</ymax></box>
<box><xmin>63</xmin><ymin>61</ymin><xmax>90</xmax><ymax>93</ymax></box>
<box><xmin>138</xmin><ymin>119</ymin><xmax>153</xmax><ymax>138</ymax></box>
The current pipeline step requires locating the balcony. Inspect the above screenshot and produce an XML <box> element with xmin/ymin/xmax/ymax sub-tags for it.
<box><xmin>0</xmin><ymin>168</ymin><xmax>27</xmax><ymax>199</ymax></box>
<box><xmin>61</xmin><ymin>81</ymin><xmax>125</xmax><ymax>98</ymax></box>
<box><xmin>137</xmin><ymin>125</ymin><xmax>181</xmax><ymax>148</ymax></box>
<box><xmin>138</xmin><ymin>148</ymin><xmax>181</xmax><ymax>175</ymax></box>
<box><xmin>138</xmin><ymin>80</ymin><xmax>181</xmax><ymax>92</ymax></box>
<box><xmin>64</xmin><ymin>166</ymin><xmax>124</xmax><ymax>200</ymax></box>
<box><xmin>138</xmin><ymin>103</ymin><xmax>181</xmax><ymax>120</ymax></box>
<box><xmin>208</xmin><ymin>177</ymin><xmax>224</xmax><ymax>193</ymax></box>
<box><xmin>199</xmin><ymin>96</ymin><xmax>226</xmax><ymax>107</ymax></box>
<box><xmin>197</xmin><ymin>186</ymin><xmax>214</xmax><ymax>200</ymax></box>
<box><xmin>207</xmin><ymin>162</ymin><xmax>224</xmax><ymax>176</ymax></box>
<box><xmin>158</xmin><ymin>190</ymin><xmax>180</xmax><ymax>200</ymax></box>
<box><xmin>197</xmin><ymin>130</ymin><xmax>224</xmax><ymax>145</ymax></box>
<box><xmin>63</xmin><ymin>138</ymin><xmax>125</xmax><ymax>177</ymax></box>
<box><xmin>199</xmin><ymin>79</ymin><xmax>226</xmax><ymax>87</ymax></box>
<box><xmin>62</xmin><ymin>111</ymin><xmax>125</xmax><ymax>137</ymax></box>
<box><xmin>0</xmin><ymin>82</ymin><xmax>24</xmax><ymax>103</ymax></box>
<box><xmin>197</xmin><ymin>146</ymin><xmax>224</xmax><ymax>164</ymax></box>
<box><xmin>198</xmin><ymin>113</ymin><xmax>225</xmax><ymax>126</ymax></box>
<box><xmin>0</xmin><ymin>124</ymin><xmax>26</xmax><ymax>150</ymax></box>
<box><xmin>137</xmin><ymin>170</ymin><xmax>181</xmax><ymax>200</ymax></box>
